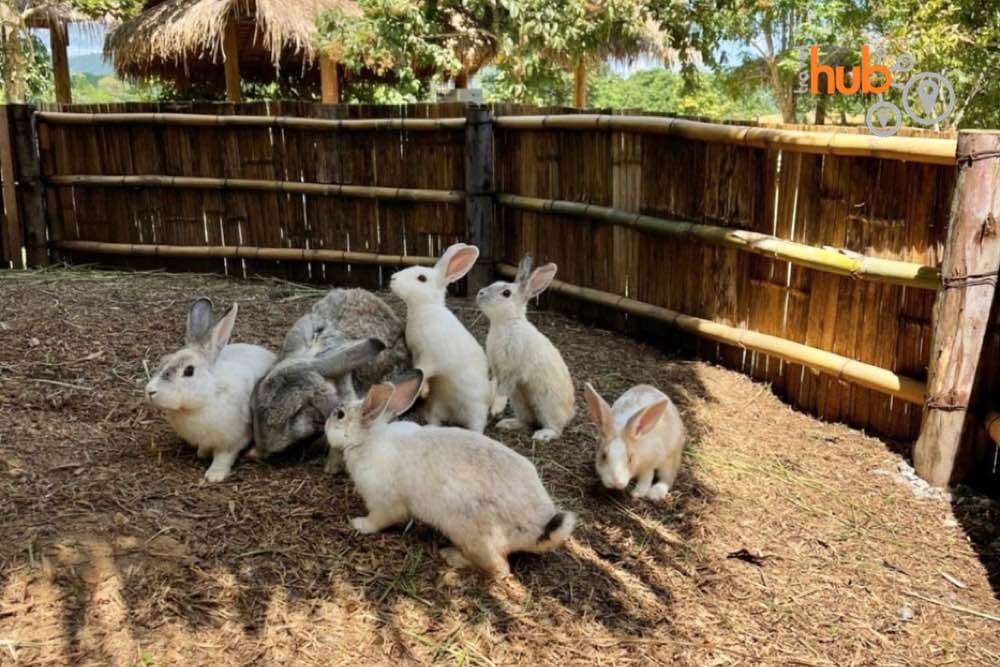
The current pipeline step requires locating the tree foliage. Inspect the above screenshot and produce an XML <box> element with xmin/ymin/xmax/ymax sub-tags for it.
<box><xmin>316</xmin><ymin>0</ymin><xmax>716</xmax><ymax>103</ymax></box>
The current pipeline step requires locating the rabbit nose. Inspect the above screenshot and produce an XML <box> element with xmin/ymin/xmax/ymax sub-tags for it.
<box><xmin>146</xmin><ymin>389</ymin><xmax>157</xmax><ymax>399</ymax></box>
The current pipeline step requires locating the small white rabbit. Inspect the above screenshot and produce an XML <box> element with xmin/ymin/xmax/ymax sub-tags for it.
<box><xmin>583</xmin><ymin>383</ymin><xmax>685</xmax><ymax>501</ymax></box>
<box><xmin>325</xmin><ymin>372</ymin><xmax>576</xmax><ymax>579</ymax></box>
<box><xmin>389</xmin><ymin>243</ymin><xmax>491</xmax><ymax>432</ymax></box>
<box><xmin>477</xmin><ymin>255</ymin><xmax>575</xmax><ymax>441</ymax></box>
<box><xmin>145</xmin><ymin>298</ymin><xmax>276</xmax><ymax>483</ymax></box>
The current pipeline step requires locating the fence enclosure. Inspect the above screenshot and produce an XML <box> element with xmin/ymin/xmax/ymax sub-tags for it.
<box><xmin>2</xmin><ymin>101</ymin><xmax>998</xmax><ymax>490</ymax></box>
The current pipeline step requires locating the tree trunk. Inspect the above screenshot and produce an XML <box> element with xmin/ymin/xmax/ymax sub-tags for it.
<box><xmin>573</xmin><ymin>59</ymin><xmax>586</xmax><ymax>108</ymax></box>
<box><xmin>320</xmin><ymin>54</ymin><xmax>340</xmax><ymax>104</ymax></box>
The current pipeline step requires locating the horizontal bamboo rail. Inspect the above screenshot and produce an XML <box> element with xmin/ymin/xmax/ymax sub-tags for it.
<box><xmin>46</xmin><ymin>174</ymin><xmax>464</xmax><ymax>204</ymax></box>
<box><xmin>51</xmin><ymin>240</ymin><xmax>436</xmax><ymax>266</ymax></box>
<box><xmin>495</xmin><ymin>114</ymin><xmax>957</xmax><ymax>165</ymax></box>
<box><xmin>36</xmin><ymin>111</ymin><xmax>467</xmax><ymax>132</ymax></box>
<box><xmin>496</xmin><ymin>263</ymin><xmax>926</xmax><ymax>404</ymax></box>
<box><xmin>499</xmin><ymin>194</ymin><xmax>940</xmax><ymax>290</ymax></box>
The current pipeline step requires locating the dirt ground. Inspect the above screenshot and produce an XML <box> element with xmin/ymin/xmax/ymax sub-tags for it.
<box><xmin>2</xmin><ymin>267</ymin><xmax>1000</xmax><ymax>666</ymax></box>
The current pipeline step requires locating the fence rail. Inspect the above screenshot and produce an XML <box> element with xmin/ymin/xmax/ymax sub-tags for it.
<box><xmin>495</xmin><ymin>114</ymin><xmax>958</xmax><ymax>164</ymax></box>
<box><xmin>4</xmin><ymin>100</ymin><xmax>1000</xmax><ymax>490</ymax></box>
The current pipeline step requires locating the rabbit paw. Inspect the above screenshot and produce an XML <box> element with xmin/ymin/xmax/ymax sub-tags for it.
<box><xmin>244</xmin><ymin>446</ymin><xmax>263</xmax><ymax>461</ymax></box>
<box><xmin>532</xmin><ymin>428</ymin><xmax>558</xmax><ymax>442</ymax></box>
<box><xmin>645</xmin><ymin>483</ymin><xmax>671</xmax><ymax>501</ymax></box>
<box><xmin>203</xmin><ymin>467</ymin><xmax>230</xmax><ymax>483</ymax></box>
<box><xmin>490</xmin><ymin>394</ymin><xmax>508</xmax><ymax>417</ymax></box>
<box><xmin>441</xmin><ymin>547</ymin><xmax>470</xmax><ymax>569</ymax></box>
<box><xmin>496</xmin><ymin>418</ymin><xmax>524</xmax><ymax>431</ymax></box>
<box><xmin>351</xmin><ymin>516</ymin><xmax>380</xmax><ymax>534</ymax></box>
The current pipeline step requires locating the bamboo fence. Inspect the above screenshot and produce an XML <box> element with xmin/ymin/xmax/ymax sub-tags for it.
<box><xmin>497</xmin><ymin>263</ymin><xmax>926</xmax><ymax>404</ymax></box>
<box><xmin>499</xmin><ymin>194</ymin><xmax>940</xmax><ymax>290</ymax></box>
<box><xmin>36</xmin><ymin>111</ymin><xmax>468</xmax><ymax>132</ymax></box>
<box><xmin>51</xmin><ymin>240</ymin><xmax>436</xmax><ymax>266</ymax></box>
<box><xmin>47</xmin><ymin>174</ymin><xmax>464</xmax><ymax>204</ymax></box>
<box><xmin>495</xmin><ymin>114</ymin><xmax>958</xmax><ymax>165</ymax></box>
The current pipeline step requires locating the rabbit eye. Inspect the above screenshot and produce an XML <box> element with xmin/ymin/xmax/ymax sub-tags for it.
<box><xmin>183</xmin><ymin>365</ymin><xmax>195</xmax><ymax>377</ymax></box>
<box><xmin>336</xmin><ymin>409</ymin><xmax>346</xmax><ymax>420</ymax></box>
<box><xmin>502</xmin><ymin>289</ymin><xmax>511</xmax><ymax>298</ymax></box>
<box><xmin>418</xmin><ymin>275</ymin><xmax>428</xmax><ymax>283</ymax></box>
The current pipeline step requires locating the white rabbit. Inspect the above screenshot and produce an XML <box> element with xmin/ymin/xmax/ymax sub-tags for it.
<box><xmin>325</xmin><ymin>372</ymin><xmax>576</xmax><ymax>579</ymax></box>
<box><xmin>477</xmin><ymin>255</ymin><xmax>574</xmax><ymax>441</ymax></box>
<box><xmin>583</xmin><ymin>383</ymin><xmax>685</xmax><ymax>501</ymax></box>
<box><xmin>145</xmin><ymin>298</ymin><xmax>276</xmax><ymax>483</ymax></box>
<box><xmin>389</xmin><ymin>243</ymin><xmax>491</xmax><ymax>432</ymax></box>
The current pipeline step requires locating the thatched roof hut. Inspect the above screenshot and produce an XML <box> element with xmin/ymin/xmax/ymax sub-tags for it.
<box><xmin>105</xmin><ymin>0</ymin><xmax>359</xmax><ymax>102</ymax></box>
<box><xmin>4</xmin><ymin>1</ymin><xmax>110</xmax><ymax>104</ymax></box>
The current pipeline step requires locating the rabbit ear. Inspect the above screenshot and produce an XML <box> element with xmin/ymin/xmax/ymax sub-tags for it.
<box><xmin>435</xmin><ymin>243</ymin><xmax>479</xmax><ymax>284</ymax></box>
<box><xmin>584</xmin><ymin>383</ymin><xmax>615</xmax><ymax>438</ymax></box>
<box><xmin>361</xmin><ymin>382</ymin><xmax>395</xmax><ymax>425</ymax></box>
<box><xmin>203</xmin><ymin>303</ymin><xmax>238</xmax><ymax>362</ymax></box>
<box><xmin>186</xmin><ymin>297</ymin><xmax>214</xmax><ymax>345</ymax></box>
<box><xmin>311</xmin><ymin>338</ymin><xmax>386</xmax><ymax>378</ymax></box>
<box><xmin>524</xmin><ymin>263</ymin><xmax>557</xmax><ymax>299</ymax></box>
<box><xmin>624</xmin><ymin>400</ymin><xmax>670</xmax><ymax>441</ymax></box>
<box><xmin>385</xmin><ymin>370</ymin><xmax>423</xmax><ymax>417</ymax></box>
<box><xmin>515</xmin><ymin>255</ymin><xmax>534</xmax><ymax>285</ymax></box>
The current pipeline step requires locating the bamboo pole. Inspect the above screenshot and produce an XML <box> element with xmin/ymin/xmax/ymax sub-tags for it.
<box><xmin>496</xmin><ymin>263</ymin><xmax>926</xmax><ymax>405</ymax></box>
<box><xmin>494</xmin><ymin>114</ymin><xmax>957</xmax><ymax>165</ymax></box>
<box><xmin>52</xmin><ymin>240</ymin><xmax>436</xmax><ymax>267</ymax></box>
<box><xmin>46</xmin><ymin>174</ymin><xmax>464</xmax><ymax>204</ymax></box>
<box><xmin>499</xmin><ymin>193</ymin><xmax>940</xmax><ymax>290</ymax></box>
<box><xmin>35</xmin><ymin>111</ymin><xmax>467</xmax><ymax>132</ymax></box>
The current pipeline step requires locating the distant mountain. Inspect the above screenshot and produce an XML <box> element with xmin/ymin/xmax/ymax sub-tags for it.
<box><xmin>69</xmin><ymin>52</ymin><xmax>113</xmax><ymax>76</ymax></box>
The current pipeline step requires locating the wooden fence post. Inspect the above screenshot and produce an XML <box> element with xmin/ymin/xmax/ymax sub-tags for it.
<box><xmin>0</xmin><ymin>105</ymin><xmax>25</xmax><ymax>268</ymax></box>
<box><xmin>914</xmin><ymin>130</ymin><xmax>1000</xmax><ymax>487</ymax></box>
<box><xmin>8</xmin><ymin>104</ymin><xmax>48</xmax><ymax>268</ymax></box>
<box><xmin>464</xmin><ymin>104</ymin><xmax>496</xmax><ymax>294</ymax></box>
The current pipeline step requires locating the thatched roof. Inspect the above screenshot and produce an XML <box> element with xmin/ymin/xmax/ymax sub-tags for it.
<box><xmin>105</xmin><ymin>0</ymin><xmax>359</xmax><ymax>87</ymax></box>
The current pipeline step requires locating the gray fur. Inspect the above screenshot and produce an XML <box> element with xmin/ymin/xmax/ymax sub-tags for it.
<box><xmin>251</xmin><ymin>288</ymin><xmax>411</xmax><ymax>458</ymax></box>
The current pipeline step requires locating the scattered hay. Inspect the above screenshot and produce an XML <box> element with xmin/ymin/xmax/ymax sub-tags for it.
<box><xmin>2</xmin><ymin>266</ymin><xmax>1000</xmax><ymax>666</ymax></box>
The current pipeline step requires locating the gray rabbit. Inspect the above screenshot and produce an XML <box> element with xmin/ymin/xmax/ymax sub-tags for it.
<box><xmin>248</xmin><ymin>288</ymin><xmax>411</xmax><ymax>472</ymax></box>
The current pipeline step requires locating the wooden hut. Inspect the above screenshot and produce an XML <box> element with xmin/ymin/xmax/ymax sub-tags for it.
<box><xmin>105</xmin><ymin>0</ymin><xmax>359</xmax><ymax>102</ymax></box>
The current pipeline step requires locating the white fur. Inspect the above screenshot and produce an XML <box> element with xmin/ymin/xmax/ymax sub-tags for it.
<box><xmin>584</xmin><ymin>383</ymin><xmax>685</xmax><ymax>501</ymax></box>
<box><xmin>389</xmin><ymin>243</ymin><xmax>491</xmax><ymax>432</ymax></box>
<box><xmin>477</xmin><ymin>257</ymin><xmax>574</xmax><ymax>441</ymax></box>
<box><xmin>145</xmin><ymin>301</ymin><xmax>276</xmax><ymax>482</ymax></box>
<box><xmin>325</xmin><ymin>377</ymin><xmax>575</xmax><ymax>579</ymax></box>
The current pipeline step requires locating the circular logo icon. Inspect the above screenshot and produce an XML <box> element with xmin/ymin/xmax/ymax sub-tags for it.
<box><xmin>866</xmin><ymin>101</ymin><xmax>903</xmax><ymax>137</ymax></box>
<box><xmin>902</xmin><ymin>72</ymin><xmax>955</xmax><ymax>126</ymax></box>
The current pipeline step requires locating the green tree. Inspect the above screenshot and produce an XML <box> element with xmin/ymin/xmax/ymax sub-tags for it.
<box><xmin>316</xmin><ymin>0</ymin><xmax>717</xmax><ymax>104</ymax></box>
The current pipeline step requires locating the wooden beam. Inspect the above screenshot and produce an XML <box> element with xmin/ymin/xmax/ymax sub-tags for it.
<box><xmin>914</xmin><ymin>130</ymin><xmax>1000</xmax><ymax>488</ymax></box>
<box><xmin>320</xmin><ymin>54</ymin><xmax>340</xmax><ymax>104</ymax></box>
<box><xmin>49</xmin><ymin>23</ymin><xmax>72</xmax><ymax>105</ymax></box>
<box><xmin>573</xmin><ymin>60</ymin><xmax>586</xmax><ymax>108</ymax></box>
<box><xmin>463</xmin><ymin>105</ymin><xmax>496</xmax><ymax>293</ymax></box>
<box><xmin>222</xmin><ymin>14</ymin><xmax>240</xmax><ymax>102</ymax></box>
